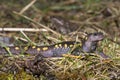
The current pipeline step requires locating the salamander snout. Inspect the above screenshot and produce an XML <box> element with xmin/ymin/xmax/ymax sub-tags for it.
<box><xmin>88</xmin><ymin>32</ymin><xmax>104</xmax><ymax>42</ymax></box>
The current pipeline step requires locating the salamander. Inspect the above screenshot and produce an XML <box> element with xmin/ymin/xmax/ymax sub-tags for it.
<box><xmin>0</xmin><ymin>32</ymin><xmax>108</xmax><ymax>58</ymax></box>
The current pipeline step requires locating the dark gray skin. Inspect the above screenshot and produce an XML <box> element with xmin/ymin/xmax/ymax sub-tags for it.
<box><xmin>37</xmin><ymin>32</ymin><xmax>108</xmax><ymax>58</ymax></box>
<box><xmin>34</xmin><ymin>32</ymin><xmax>108</xmax><ymax>63</ymax></box>
<box><xmin>82</xmin><ymin>32</ymin><xmax>109</xmax><ymax>58</ymax></box>
<box><xmin>32</xmin><ymin>32</ymin><xmax>109</xmax><ymax>65</ymax></box>
<box><xmin>0</xmin><ymin>32</ymin><xmax>108</xmax><ymax>58</ymax></box>
<box><xmin>82</xmin><ymin>32</ymin><xmax>104</xmax><ymax>53</ymax></box>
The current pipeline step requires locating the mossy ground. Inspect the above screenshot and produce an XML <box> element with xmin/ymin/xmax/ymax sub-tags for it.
<box><xmin>0</xmin><ymin>0</ymin><xmax>120</xmax><ymax>80</ymax></box>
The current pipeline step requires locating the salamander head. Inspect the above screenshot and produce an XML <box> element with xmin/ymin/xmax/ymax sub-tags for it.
<box><xmin>82</xmin><ymin>32</ymin><xmax>104</xmax><ymax>53</ymax></box>
<box><xmin>87</xmin><ymin>32</ymin><xmax>104</xmax><ymax>42</ymax></box>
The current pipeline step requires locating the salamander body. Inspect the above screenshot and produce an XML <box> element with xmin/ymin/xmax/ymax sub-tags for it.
<box><xmin>0</xmin><ymin>32</ymin><xmax>106</xmax><ymax>58</ymax></box>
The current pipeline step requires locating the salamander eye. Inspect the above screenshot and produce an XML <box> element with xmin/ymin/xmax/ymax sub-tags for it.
<box><xmin>93</xmin><ymin>33</ymin><xmax>97</xmax><ymax>36</ymax></box>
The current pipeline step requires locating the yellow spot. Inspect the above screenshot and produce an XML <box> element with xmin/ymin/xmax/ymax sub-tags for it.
<box><xmin>24</xmin><ymin>47</ymin><xmax>28</xmax><ymax>50</ymax></box>
<box><xmin>15</xmin><ymin>47</ymin><xmax>19</xmax><ymax>50</ymax></box>
<box><xmin>55</xmin><ymin>45</ymin><xmax>59</xmax><ymax>48</ymax></box>
<box><xmin>32</xmin><ymin>46</ymin><xmax>36</xmax><ymax>49</ymax></box>
<box><xmin>85</xmin><ymin>37</ymin><xmax>88</xmax><ymax>40</ymax></box>
<box><xmin>70</xmin><ymin>44</ymin><xmax>73</xmax><ymax>47</ymax></box>
<box><xmin>6</xmin><ymin>47</ymin><xmax>10</xmax><ymax>50</ymax></box>
<box><xmin>37</xmin><ymin>48</ymin><xmax>41</xmax><ymax>51</ymax></box>
<box><xmin>64</xmin><ymin>44</ymin><xmax>67</xmax><ymax>48</ymax></box>
<box><xmin>42</xmin><ymin>47</ymin><xmax>48</xmax><ymax>51</ymax></box>
<box><xmin>59</xmin><ymin>44</ymin><xmax>62</xmax><ymax>47</ymax></box>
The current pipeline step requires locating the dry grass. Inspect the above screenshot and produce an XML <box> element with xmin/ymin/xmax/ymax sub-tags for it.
<box><xmin>0</xmin><ymin>0</ymin><xmax>120</xmax><ymax>80</ymax></box>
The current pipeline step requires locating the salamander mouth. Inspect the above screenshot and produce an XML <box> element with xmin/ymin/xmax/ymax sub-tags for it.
<box><xmin>98</xmin><ymin>35</ymin><xmax>104</xmax><ymax>40</ymax></box>
<box><xmin>95</xmin><ymin>32</ymin><xmax>104</xmax><ymax>41</ymax></box>
<box><xmin>90</xmin><ymin>35</ymin><xmax>104</xmax><ymax>42</ymax></box>
<box><xmin>91</xmin><ymin>35</ymin><xmax>104</xmax><ymax>42</ymax></box>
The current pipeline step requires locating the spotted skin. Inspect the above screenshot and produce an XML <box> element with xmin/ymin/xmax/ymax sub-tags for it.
<box><xmin>0</xmin><ymin>32</ymin><xmax>107</xmax><ymax>58</ymax></box>
<box><xmin>0</xmin><ymin>41</ymin><xmax>77</xmax><ymax>55</ymax></box>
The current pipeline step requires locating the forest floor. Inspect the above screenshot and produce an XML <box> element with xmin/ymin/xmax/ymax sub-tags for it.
<box><xmin>0</xmin><ymin>0</ymin><xmax>120</xmax><ymax>80</ymax></box>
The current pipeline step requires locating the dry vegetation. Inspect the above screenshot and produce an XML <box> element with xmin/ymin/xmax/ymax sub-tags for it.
<box><xmin>0</xmin><ymin>0</ymin><xmax>120</xmax><ymax>80</ymax></box>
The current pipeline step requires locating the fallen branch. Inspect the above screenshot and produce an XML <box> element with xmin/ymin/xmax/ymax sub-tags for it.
<box><xmin>0</xmin><ymin>28</ymin><xmax>47</xmax><ymax>32</ymax></box>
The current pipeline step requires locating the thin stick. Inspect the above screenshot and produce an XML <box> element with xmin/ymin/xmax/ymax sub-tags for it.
<box><xmin>13</xmin><ymin>11</ymin><xmax>62</xmax><ymax>37</ymax></box>
<box><xmin>0</xmin><ymin>28</ymin><xmax>47</xmax><ymax>32</ymax></box>
<box><xmin>19</xmin><ymin>0</ymin><xmax>37</xmax><ymax>14</ymax></box>
<box><xmin>20</xmin><ymin>31</ymin><xmax>36</xmax><ymax>45</ymax></box>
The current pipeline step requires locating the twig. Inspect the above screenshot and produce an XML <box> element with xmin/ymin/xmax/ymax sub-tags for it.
<box><xmin>20</xmin><ymin>31</ymin><xmax>36</xmax><ymax>45</ymax></box>
<box><xmin>0</xmin><ymin>28</ymin><xmax>47</xmax><ymax>32</ymax></box>
<box><xmin>19</xmin><ymin>0</ymin><xmax>37</xmax><ymax>14</ymax></box>
<box><xmin>13</xmin><ymin>11</ymin><xmax>62</xmax><ymax>37</ymax></box>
